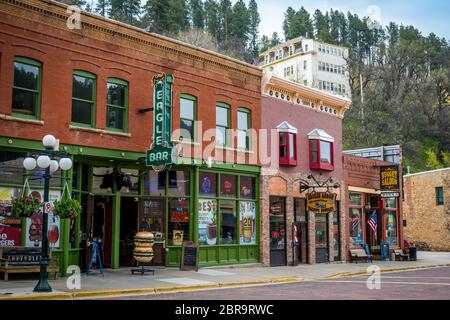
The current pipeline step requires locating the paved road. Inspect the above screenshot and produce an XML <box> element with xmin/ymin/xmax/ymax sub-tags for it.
<box><xmin>109</xmin><ymin>267</ymin><xmax>450</xmax><ymax>300</ymax></box>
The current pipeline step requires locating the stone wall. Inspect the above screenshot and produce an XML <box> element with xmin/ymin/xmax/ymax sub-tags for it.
<box><xmin>403</xmin><ymin>168</ymin><xmax>450</xmax><ymax>251</ymax></box>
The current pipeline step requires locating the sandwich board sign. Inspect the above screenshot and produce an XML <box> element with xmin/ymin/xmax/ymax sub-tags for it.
<box><xmin>146</xmin><ymin>74</ymin><xmax>177</xmax><ymax>172</ymax></box>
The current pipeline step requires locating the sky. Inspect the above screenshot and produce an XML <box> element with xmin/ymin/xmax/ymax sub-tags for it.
<box><xmin>247</xmin><ymin>0</ymin><xmax>450</xmax><ymax>40</ymax></box>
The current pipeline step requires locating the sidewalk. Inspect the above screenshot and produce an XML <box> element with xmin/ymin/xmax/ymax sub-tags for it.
<box><xmin>1</xmin><ymin>251</ymin><xmax>449</xmax><ymax>300</ymax></box>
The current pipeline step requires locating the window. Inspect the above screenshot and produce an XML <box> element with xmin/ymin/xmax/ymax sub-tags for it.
<box><xmin>220</xmin><ymin>200</ymin><xmax>237</xmax><ymax>244</ymax></box>
<box><xmin>180</xmin><ymin>94</ymin><xmax>196</xmax><ymax>141</ymax></box>
<box><xmin>106</xmin><ymin>78</ymin><xmax>128</xmax><ymax>131</ymax></box>
<box><xmin>72</xmin><ymin>71</ymin><xmax>96</xmax><ymax>127</ymax></box>
<box><xmin>237</xmin><ymin>108</ymin><xmax>251</xmax><ymax>150</ymax></box>
<box><xmin>436</xmin><ymin>187</ymin><xmax>444</xmax><ymax>205</ymax></box>
<box><xmin>349</xmin><ymin>193</ymin><xmax>363</xmax><ymax>248</ymax></box>
<box><xmin>216</xmin><ymin>103</ymin><xmax>230</xmax><ymax>146</ymax></box>
<box><xmin>279</xmin><ymin>132</ymin><xmax>297</xmax><ymax>166</ymax></box>
<box><xmin>12</xmin><ymin>57</ymin><xmax>41</xmax><ymax>119</ymax></box>
<box><xmin>308</xmin><ymin>129</ymin><xmax>335</xmax><ymax>171</ymax></box>
<box><xmin>303</xmin><ymin>61</ymin><xmax>307</xmax><ymax>70</ymax></box>
<box><xmin>169</xmin><ymin>198</ymin><xmax>190</xmax><ymax>246</ymax></box>
<box><xmin>305</xmin><ymin>44</ymin><xmax>309</xmax><ymax>52</ymax></box>
<box><xmin>384</xmin><ymin>197</ymin><xmax>398</xmax><ymax>246</ymax></box>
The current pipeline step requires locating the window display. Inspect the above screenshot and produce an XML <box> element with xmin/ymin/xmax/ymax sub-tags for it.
<box><xmin>168</xmin><ymin>198</ymin><xmax>189</xmax><ymax>246</ymax></box>
<box><xmin>199</xmin><ymin>172</ymin><xmax>217</xmax><ymax>197</ymax></box>
<box><xmin>220</xmin><ymin>200</ymin><xmax>237</xmax><ymax>244</ymax></box>
<box><xmin>220</xmin><ymin>175</ymin><xmax>236</xmax><ymax>198</ymax></box>
<box><xmin>240</xmin><ymin>176</ymin><xmax>255</xmax><ymax>199</ymax></box>
<box><xmin>198</xmin><ymin>199</ymin><xmax>217</xmax><ymax>245</ymax></box>
<box><xmin>168</xmin><ymin>170</ymin><xmax>190</xmax><ymax>197</ymax></box>
<box><xmin>239</xmin><ymin>201</ymin><xmax>256</xmax><ymax>245</ymax></box>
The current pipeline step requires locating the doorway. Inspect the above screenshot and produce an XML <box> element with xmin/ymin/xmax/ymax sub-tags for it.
<box><xmin>120</xmin><ymin>197</ymin><xmax>139</xmax><ymax>267</ymax></box>
<box><xmin>315</xmin><ymin>213</ymin><xmax>328</xmax><ymax>264</ymax></box>
<box><xmin>85</xmin><ymin>196</ymin><xmax>113</xmax><ymax>269</ymax></box>
<box><xmin>294</xmin><ymin>198</ymin><xmax>308</xmax><ymax>265</ymax></box>
<box><xmin>269</xmin><ymin>197</ymin><xmax>287</xmax><ymax>267</ymax></box>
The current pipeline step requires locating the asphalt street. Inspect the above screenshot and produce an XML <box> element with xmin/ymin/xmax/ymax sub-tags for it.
<box><xmin>107</xmin><ymin>266</ymin><xmax>450</xmax><ymax>300</ymax></box>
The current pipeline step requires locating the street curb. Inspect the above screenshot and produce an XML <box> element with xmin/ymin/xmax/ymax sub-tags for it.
<box><xmin>1</xmin><ymin>263</ymin><xmax>449</xmax><ymax>300</ymax></box>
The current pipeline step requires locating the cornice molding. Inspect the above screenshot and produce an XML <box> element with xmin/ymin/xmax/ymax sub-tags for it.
<box><xmin>0</xmin><ymin>0</ymin><xmax>262</xmax><ymax>87</ymax></box>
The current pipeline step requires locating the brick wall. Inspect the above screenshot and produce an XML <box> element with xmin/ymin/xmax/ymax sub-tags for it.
<box><xmin>403</xmin><ymin>169</ymin><xmax>450</xmax><ymax>251</ymax></box>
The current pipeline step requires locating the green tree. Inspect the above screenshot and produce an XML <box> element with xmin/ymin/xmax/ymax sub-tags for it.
<box><xmin>283</xmin><ymin>7</ymin><xmax>297</xmax><ymax>41</ymax></box>
<box><xmin>270</xmin><ymin>32</ymin><xmax>281</xmax><ymax>47</ymax></box>
<box><xmin>109</xmin><ymin>0</ymin><xmax>141</xmax><ymax>26</ymax></box>
<box><xmin>204</xmin><ymin>0</ymin><xmax>220</xmax><ymax>43</ymax></box>
<box><xmin>166</xmin><ymin>0</ymin><xmax>190</xmax><ymax>34</ymax></box>
<box><xmin>259</xmin><ymin>35</ymin><xmax>270</xmax><ymax>53</ymax></box>
<box><xmin>141</xmin><ymin>0</ymin><xmax>169</xmax><ymax>33</ymax></box>
<box><xmin>95</xmin><ymin>0</ymin><xmax>109</xmax><ymax>17</ymax></box>
<box><xmin>248</xmin><ymin>0</ymin><xmax>261</xmax><ymax>61</ymax></box>
<box><xmin>218</xmin><ymin>0</ymin><xmax>233</xmax><ymax>43</ymax></box>
<box><xmin>189</xmin><ymin>0</ymin><xmax>205</xmax><ymax>30</ymax></box>
<box><xmin>314</xmin><ymin>9</ymin><xmax>331</xmax><ymax>42</ymax></box>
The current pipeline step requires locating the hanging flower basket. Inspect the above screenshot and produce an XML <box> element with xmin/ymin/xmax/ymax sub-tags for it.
<box><xmin>53</xmin><ymin>198</ymin><xmax>82</xmax><ymax>219</ymax></box>
<box><xmin>11</xmin><ymin>195</ymin><xmax>41</xmax><ymax>218</ymax></box>
<box><xmin>53</xmin><ymin>180</ymin><xmax>81</xmax><ymax>219</ymax></box>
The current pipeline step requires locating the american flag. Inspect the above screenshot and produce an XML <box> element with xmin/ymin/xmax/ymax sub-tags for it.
<box><xmin>368</xmin><ymin>211</ymin><xmax>378</xmax><ymax>239</ymax></box>
<box><xmin>351</xmin><ymin>216</ymin><xmax>360</xmax><ymax>231</ymax></box>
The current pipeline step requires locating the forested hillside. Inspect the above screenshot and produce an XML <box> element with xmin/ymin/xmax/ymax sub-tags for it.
<box><xmin>59</xmin><ymin>0</ymin><xmax>450</xmax><ymax>172</ymax></box>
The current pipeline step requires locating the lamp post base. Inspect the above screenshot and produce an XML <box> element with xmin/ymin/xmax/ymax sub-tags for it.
<box><xmin>33</xmin><ymin>280</ymin><xmax>52</xmax><ymax>293</ymax></box>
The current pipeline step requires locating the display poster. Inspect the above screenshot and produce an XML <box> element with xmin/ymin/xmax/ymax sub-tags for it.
<box><xmin>173</xmin><ymin>230</ymin><xmax>184</xmax><ymax>246</ymax></box>
<box><xmin>240</xmin><ymin>201</ymin><xmax>256</xmax><ymax>245</ymax></box>
<box><xmin>25</xmin><ymin>189</ymin><xmax>61</xmax><ymax>249</ymax></box>
<box><xmin>0</xmin><ymin>187</ymin><xmax>21</xmax><ymax>247</ymax></box>
<box><xmin>198</xmin><ymin>199</ymin><xmax>217</xmax><ymax>245</ymax></box>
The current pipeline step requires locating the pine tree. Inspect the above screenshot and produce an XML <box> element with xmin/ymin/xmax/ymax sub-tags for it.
<box><xmin>95</xmin><ymin>0</ymin><xmax>110</xmax><ymax>17</ymax></box>
<box><xmin>259</xmin><ymin>35</ymin><xmax>270</xmax><ymax>53</ymax></box>
<box><xmin>189</xmin><ymin>0</ymin><xmax>205</xmax><ymax>30</ymax></box>
<box><xmin>205</xmin><ymin>0</ymin><xmax>220</xmax><ymax>43</ymax></box>
<box><xmin>109</xmin><ymin>0</ymin><xmax>141</xmax><ymax>27</ymax></box>
<box><xmin>296</xmin><ymin>6</ymin><xmax>314</xmax><ymax>39</ymax></box>
<box><xmin>166</xmin><ymin>0</ymin><xmax>190</xmax><ymax>35</ymax></box>
<box><xmin>141</xmin><ymin>0</ymin><xmax>169</xmax><ymax>33</ymax></box>
<box><xmin>218</xmin><ymin>0</ymin><xmax>233</xmax><ymax>43</ymax></box>
<box><xmin>283</xmin><ymin>7</ymin><xmax>297</xmax><ymax>41</ymax></box>
<box><xmin>314</xmin><ymin>9</ymin><xmax>331</xmax><ymax>42</ymax></box>
<box><xmin>270</xmin><ymin>32</ymin><xmax>281</xmax><ymax>47</ymax></box>
<box><xmin>248</xmin><ymin>0</ymin><xmax>261</xmax><ymax>61</ymax></box>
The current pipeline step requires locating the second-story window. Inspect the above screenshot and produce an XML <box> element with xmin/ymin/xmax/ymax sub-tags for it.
<box><xmin>72</xmin><ymin>71</ymin><xmax>96</xmax><ymax>127</ymax></box>
<box><xmin>180</xmin><ymin>94</ymin><xmax>196</xmax><ymax>141</ymax></box>
<box><xmin>436</xmin><ymin>187</ymin><xmax>444</xmax><ymax>206</ymax></box>
<box><xmin>12</xmin><ymin>57</ymin><xmax>41</xmax><ymax>119</ymax></box>
<box><xmin>216</xmin><ymin>103</ymin><xmax>230</xmax><ymax>147</ymax></box>
<box><xmin>277</xmin><ymin>121</ymin><xmax>297</xmax><ymax>166</ymax></box>
<box><xmin>237</xmin><ymin>108</ymin><xmax>251</xmax><ymax>150</ymax></box>
<box><xmin>106</xmin><ymin>78</ymin><xmax>128</xmax><ymax>132</ymax></box>
<box><xmin>308</xmin><ymin>129</ymin><xmax>335</xmax><ymax>171</ymax></box>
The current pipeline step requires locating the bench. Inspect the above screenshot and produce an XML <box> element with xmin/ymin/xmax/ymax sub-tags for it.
<box><xmin>394</xmin><ymin>249</ymin><xmax>410</xmax><ymax>261</ymax></box>
<box><xmin>349</xmin><ymin>248</ymin><xmax>373</xmax><ymax>263</ymax></box>
<box><xmin>0</xmin><ymin>247</ymin><xmax>59</xmax><ymax>281</ymax></box>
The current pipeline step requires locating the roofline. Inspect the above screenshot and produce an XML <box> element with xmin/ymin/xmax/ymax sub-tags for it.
<box><xmin>6</xmin><ymin>0</ymin><xmax>261</xmax><ymax>76</ymax></box>
<box><xmin>404</xmin><ymin>167</ymin><xmax>450</xmax><ymax>178</ymax></box>
<box><xmin>259</xmin><ymin>37</ymin><xmax>350</xmax><ymax>57</ymax></box>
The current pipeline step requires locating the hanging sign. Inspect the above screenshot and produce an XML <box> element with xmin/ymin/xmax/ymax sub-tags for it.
<box><xmin>146</xmin><ymin>74</ymin><xmax>176</xmax><ymax>172</ymax></box>
<box><xmin>381</xmin><ymin>192</ymin><xmax>400</xmax><ymax>198</ymax></box>
<box><xmin>306</xmin><ymin>192</ymin><xmax>336</xmax><ymax>214</ymax></box>
<box><xmin>380</xmin><ymin>165</ymin><xmax>399</xmax><ymax>191</ymax></box>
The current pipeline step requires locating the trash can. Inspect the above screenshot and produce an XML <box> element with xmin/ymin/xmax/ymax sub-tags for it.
<box><xmin>409</xmin><ymin>247</ymin><xmax>417</xmax><ymax>261</ymax></box>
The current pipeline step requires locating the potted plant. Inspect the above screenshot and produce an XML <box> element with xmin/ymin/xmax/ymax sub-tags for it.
<box><xmin>53</xmin><ymin>198</ymin><xmax>82</xmax><ymax>219</ymax></box>
<box><xmin>11</xmin><ymin>195</ymin><xmax>41</xmax><ymax>218</ymax></box>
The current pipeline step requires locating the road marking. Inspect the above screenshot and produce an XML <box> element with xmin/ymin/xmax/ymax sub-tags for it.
<box><xmin>373</xmin><ymin>276</ymin><xmax>450</xmax><ymax>280</ymax></box>
<box><xmin>157</xmin><ymin>277</ymin><xmax>213</xmax><ymax>286</ymax></box>
<box><xmin>308</xmin><ymin>280</ymin><xmax>450</xmax><ymax>286</ymax></box>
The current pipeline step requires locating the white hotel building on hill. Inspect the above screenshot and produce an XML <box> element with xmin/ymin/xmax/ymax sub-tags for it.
<box><xmin>259</xmin><ymin>37</ymin><xmax>351</xmax><ymax>98</ymax></box>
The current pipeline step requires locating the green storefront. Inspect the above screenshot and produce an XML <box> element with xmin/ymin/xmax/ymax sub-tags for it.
<box><xmin>0</xmin><ymin>137</ymin><xmax>260</xmax><ymax>275</ymax></box>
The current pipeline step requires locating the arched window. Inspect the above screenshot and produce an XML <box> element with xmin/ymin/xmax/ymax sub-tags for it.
<box><xmin>71</xmin><ymin>70</ymin><xmax>96</xmax><ymax>127</ymax></box>
<box><xmin>12</xmin><ymin>57</ymin><xmax>42</xmax><ymax>119</ymax></box>
<box><xmin>180</xmin><ymin>94</ymin><xmax>197</xmax><ymax>141</ymax></box>
<box><xmin>106</xmin><ymin>78</ymin><xmax>128</xmax><ymax>132</ymax></box>
<box><xmin>237</xmin><ymin>108</ymin><xmax>251</xmax><ymax>150</ymax></box>
<box><xmin>216</xmin><ymin>102</ymin><xmax>230</xmax><ymax>147</ymax></box>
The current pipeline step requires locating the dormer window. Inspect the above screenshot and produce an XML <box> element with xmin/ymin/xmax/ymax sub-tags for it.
<box><xmin>277</xmin><ymin>121</ymin><xmax>298</xmax><ymax>166</ymax></box>
<box><xmin>308</xmin><ymin>129</ymin><xmax>335</xmax><ymax>171</ymax></box>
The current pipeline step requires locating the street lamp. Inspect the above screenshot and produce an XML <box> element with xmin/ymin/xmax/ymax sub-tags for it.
<box><xmin>23</xmin><ymin>135</ymin><xmax>72</xmax><ymax>293</ymax></box>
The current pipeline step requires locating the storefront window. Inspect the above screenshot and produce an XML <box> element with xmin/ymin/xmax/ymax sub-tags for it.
<box><xmin>333</xmin><ymin>204</ymin><xmax>340</xmax><ymax>261</ymax></box>
<box><xmin>118</xmin><ymin>169</ymin><xmax>139</xmax><ymax>195</ymax></box>
<box><xmin>0</xmin><ymin>152</ymin><xmax>25</xmax><ymax>186</ymax></box>
<box><xmin>144</xmin><ymin>171</ymin><xmax>166</xmax><ymax>196</ymax></box>
<box><xmin>168</xmin><ymin>198</ymin><xmax>190</xmax><ymax>246</ymax></box>
<box><xmin>385</xmin><ymin>197</ymin><xmax>398</xmax><ymax>246</ymax></box>
<box><xmin>220</xmin><ymin>174</ymin><xmax>236</xmax><ymax>198</ymax></box>
<box><xmin>81</xmin><ymin>164</ymin><xmax>89</xmax><ymax>192</ymax></box>
<box><xmin>92</xmin><ymin>167</ymin><xmax>114</xmax><ymax>193</ymax></box>
<box><xmin>350</xmin><ymin>207</ymin><xmax>363</xmax><ymax>248</ymax></box>
<box><xmin>349</xmin><ymin>193</ymin><xmax>362</xmax><ymax>206</ymax></box>
<box><xmin>240</xmin><ymin>201</ymin><xmax>256</xmax><ymax>245</ymax></box>
<box><xmin>220</xmin><ymin>200</ymin><xmax>237</xmax><ymax>244</ymax></box>
<box><xmin>198</xmin><ymin>199</ymin><xmax>217</xmax><ymax>245</ymax></box>
<box><xmin>141</xmin><ymin>199</ymin><xmax>165</xmax><ymax>234</ymax></box>
<box><xmin>199</xmin><ymin>172</ymin><xmax>217</xmax><ymax>197</ymax></box>
<box><xmin>168</xmin><ymin>170</ymin><xmax>190</xmax><ymax>197</ymax></box>
<box><xmin>240</xmin><ymin>176</ymin><xmax>255</xmax><ymax>199</ymax></box>
<box><xmin>269</xmin><ymin>197</ymin><xmax>286</xmax><ymax>251</ymax></box>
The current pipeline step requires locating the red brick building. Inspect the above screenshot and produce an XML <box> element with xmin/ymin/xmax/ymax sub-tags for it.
<box><xmin>0</xmin><ymin>0</ymin><xmax>262</xmax><ymax>273</ymax></box>
<box><xmin>260</xmin><ymin>72</ymin><xmax>351</xmax><ymax>266</ymax></box>
<box><xmin>344</xmin><ymin>154</ymin><xmax>405</xmax><ymax>258</ymax></box>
